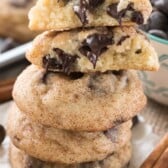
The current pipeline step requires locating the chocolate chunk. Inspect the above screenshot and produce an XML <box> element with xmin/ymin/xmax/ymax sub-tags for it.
<box><xmin>0</xmin><ymin>125</ymin><xmax>6</xmax><ymax>145</ymax></box>
<box><xmin>131</xmin><ymin>11</ymin><xmax>144</xmax><ymax>25</ymax></box>
<box><xmin>79</xmin><ymin>33</ymin><xmax>114</xmax><ymax>68</ymax></box>
<box><xmin>112</xmin><ymin>70</ymin><xmax>125</xmax><ymax>76</ymax></box>
<box><xmin>73</xmin><ymin>0</ymin><xmax>88</xmax><ymax>25</ymax></box>
<box><xmin>135</xmin><ymin>49</ymin><xmax>142</xmax><ymax>54</ymax></box>
<box><xmin>69</xmin><ymin>72</ymin><xmax>84</xmax><ymax>80</ymax></box>
<box><xmin>73</xmin><ymin>0</ymin><xmax>104</xmax><ymax>25</ymax></box>
<box><xmin>43</xmin><ymin>48</ymin><xmax>79</xmax><ymax>74</ymax></box>
<box><xmin>0</xmin><ymin>38</ymin><xmax>19</xmax><ymax>53</ymax></box>
<box><xmin>87</xmin><ymin>0</ymin><xmax>105</xmax><ymax>9</ymax></box>
<box><xmin>107</xmin><ymin>3</ymin><xmax>118</xmax><ymax>19</ymax></box>
<box><xmin>9</xmin><ymin>0</ymin><xmax>31</xmax><ymax>7</ymax></box>
<box><xmin>117</xmin><ymin>35</ymin><xmax>130</xmax><ymax>45</ymax></box>
<box><xmin>107</xmin><ymin>3</ymin><xmax>144</xmax><ymax>24</ymax></box>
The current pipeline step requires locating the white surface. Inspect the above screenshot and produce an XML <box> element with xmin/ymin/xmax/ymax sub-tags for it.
<box><xmin>0</xmin><ymin>101</ymin><xmax>160</xmax><ymax>168</ymax></box>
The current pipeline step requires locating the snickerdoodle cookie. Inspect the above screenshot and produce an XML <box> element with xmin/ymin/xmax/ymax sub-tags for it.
<box><xmin>13</xmin><ymin>65</ymin><xmax>146</xmax><ymax>131</ymax></box>
<box><xmin>8</xmin><ymin>103</ymin><xmax>132</xmax><ymax>164</ymax></box>
<box><xmin>9</xmin><ymin>142</ymin><xmax>131</xmax><ymax>168</ymax></box>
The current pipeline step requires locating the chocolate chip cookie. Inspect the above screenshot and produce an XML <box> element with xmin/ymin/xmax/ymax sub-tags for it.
<box><xmin>8</xmin><ymin>103</ymin><xmax>132</xmax><ymax>164</ymax></box>
<box><xmin>0</xmin><ymin>0</ymin><xmax>38</xmax><ymax>42</ymax></box>
<box><xmin>9</xmin><ymin>142</ymin><xmax>131</xmax><ymax>168</ymax></box>
<box><xmin>28</xmin><ymin>0</ymin><xmax>152</xmax><ymax>31</ymax></box>
<box><xmin>26</xmin><ymin>27</ymin><xmax>159</xmax><ymax>73</ymax></box>
<box><xmin>13</xmin><ymin>65</ymin><xmax>146</xmax><ymax>131</ymax></box>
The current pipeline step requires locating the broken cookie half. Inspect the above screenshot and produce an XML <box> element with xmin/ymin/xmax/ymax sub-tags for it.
<box><xmin>26</xmin><ymin>26</ymin><xmax>159</xmax><ymax>73</ymax></box>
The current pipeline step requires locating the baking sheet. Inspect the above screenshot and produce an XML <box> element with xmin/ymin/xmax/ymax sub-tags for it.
<box><xmin>0</xmin><ymin>101</ymin><xmax>160</xmax><ymax>168</ymax></box>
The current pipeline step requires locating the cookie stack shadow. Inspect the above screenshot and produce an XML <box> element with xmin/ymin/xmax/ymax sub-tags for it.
<box><xmin>7</xmin><ymin>0</ymin><xmax>159</xmax><ymax>168</ymax></box>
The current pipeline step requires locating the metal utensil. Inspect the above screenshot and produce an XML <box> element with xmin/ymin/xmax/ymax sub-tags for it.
<box><xmin>0</xmin><ymin>42</ymin><xmax>32</xmax><ymax>69</ymax></box>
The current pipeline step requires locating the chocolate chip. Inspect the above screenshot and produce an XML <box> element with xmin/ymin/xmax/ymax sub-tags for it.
<box><xmin>69</xmin><ymin>72</ymin><xmax>84</xmax><ymax>80</ymax></box>
<box><xmin>106</xmin><ymin>3</ymin><xmax>118</xmax><ymax>19</ymax></box>
<box><xmin>0</xmin><ymin>125</ymin><xmax>6</xmax><ymax>145</ymax></box>
<box><xmin>9</xmin><ymin>0</ymin><xmax>31</xmax><ymax>7</ymax></box>
<box><xmin>135</xmin><ymin>49</ymin><xmax>142</xmax><ymax>54</ymax></box>
<box><xmin>112</xmin><ymin>70</ymin><xmax>125</xmax><ymax>76</ymax></box>
<box><xmin>43</xmin><ymin>48</ymin><xmax>79</xmax><ymax>74</ymax></box>
<box><xmin>107</xmin><ymin>3</ymin><xmax>144</xmax><ymax>24</ymax></box>
<box><xmin>79</xmin><ymin>33</ymin><xmax>114</xmax><ymax>68</ymax></box>
<box><xmin>131</xmin><ymin>11</ymin><xmax>144</xmax><ymax>25</ymax></box>
<box><xmin>73</xmin><ymin>0</ymin><xmax>104</xmax><ymax>25</ymax></box>
<box><xmin>73</xmin><ymin>0</ymin><xmax>88</xmax><ymax>25</ymax></box>
<box><xmin>117</xmin><ymin>35</ymin><xmax>130</xmax><ymax>45</ymax></box>
<box><xmin>0</xmin><ymin>38</ymin><xmax>19</xmax><ymax>53</ymax></box>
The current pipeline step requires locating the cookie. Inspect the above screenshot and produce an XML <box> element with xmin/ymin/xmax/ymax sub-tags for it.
<box><xmin>13</xmin><ymin>65</ymin><xmax>146</xmax><ymax>131</ymax></box>
<box><xmin>9</xmin><ymin>142</ymin><xmax>131</xmax><ymax>168</ymax></box>
<box><xmin>26</xmin><ymin>27</ymin><xmax>159</xmax><ymax>73</ymax></box>
<box><xmin>0</xmin><ymin>0</ymin><xmax>38</xmax><ymax>42</ymax></box>
<box><xmin>28</xmin><ymin>0</ymin><xmax>152</xmax><ymax>31</ymax></box>
<box><xmin>8</xmin><ymin>104</ymin><xmax>132</xmax><ymax>164</ymax></box>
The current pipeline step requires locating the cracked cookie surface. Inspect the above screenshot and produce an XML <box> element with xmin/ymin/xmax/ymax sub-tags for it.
<box><xmin>9</xmin><ymin>142</ymin><xmax>131</xmax><ymax>168</ymax></box>
<box><xmin>13</xmin><ymin>65</ymin><xmax>146</xmax><ymax>131</ymax></box>
<box><xmin>8</xmin><ymin>104</ymin><xmax>132</xmax><ymax>164</ymax></box>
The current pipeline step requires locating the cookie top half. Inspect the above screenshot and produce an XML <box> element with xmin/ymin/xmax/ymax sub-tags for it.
<box><xmin>28</xmin><ymin>0</ymin><xmax>152</xmax><ymax>31</ymax></box>
<box><xmin>26</xmin><ymin>27</ymin><xmax>159</xmax><ymax>73</ymax></box>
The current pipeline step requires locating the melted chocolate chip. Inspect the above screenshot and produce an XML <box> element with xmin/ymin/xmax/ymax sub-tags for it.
<box><xmin>43</xmin><ymin>48</ymin><xmax>79</xmax><ymax>74</ymax></box>
<box><xmin>112</xmin><ymin>70</ymin><xmax>125</xmax><ymax>76</ymax></box>
<box><xmin>107</xmin><ymin>3</ymin><xmax>144</xmax><ymax>24</ymax></box>
<box><xmin>9</xmin><ymin>0</ymin><xmax>31</xmax><ymax>7</ymax></box>
<box><xmin>69</xmin><ymin>72</ymin><xmax>84</xmax><ymax>80</ymax></box>
<box><xmin>107</xmin><ymin>3</ymin><xmax>118</xmax><ymax>19</ymax></box>
<box><xmin>135</xmin><ymin>49</ymin><xmax>142</xmax><ymax>54</ymax></box>
<box><xmin>0</xmin><ymin>125</ymin><xmax>6</xmax><ymax>145</ymax></box>
<box><xmin>73</xmin><ymin>0</ymin><xmax>104</xmax><ymax>25</ymax></box>
<box><xmin>73</xmin><ymin>0</ymin><xmax>88</xmax><ymax>25</ymax></box>
<box><xmin>117</xmin><ymin>35</ymin><xmax>130</xmax><ymax>45</ymax></box>
<box><xmin>131</xmin><ymin>11</ymin><xmax>144</xmax><ymax>25</ymax></box>
<box><xmin>79</xmin><ymin>33</ymin><xmax>114</xmax><ymax>68</ymax></box>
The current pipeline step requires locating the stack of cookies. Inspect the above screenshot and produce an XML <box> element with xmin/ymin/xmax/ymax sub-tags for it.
<box><xmin>8</xmin><ymin>0</ymin><xmax>159</xmax><ymax>167</ymax></box>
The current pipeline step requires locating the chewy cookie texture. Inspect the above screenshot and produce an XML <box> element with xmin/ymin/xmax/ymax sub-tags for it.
<box><xmin>9</xmin><ymin>143</ymin><xmax>131</xmax><ymax>168</ymax></box>
<box><xmin>8</xmin><ymin>104</ymin><xmax>132</xmax><ymax>164</ymax></box>
<box><xmin>8</xmin><ymin>0</ymin><xmax>158</xmax><ymax>167</ymax></box>
<box><xmin>13</xmin><ymin>65</ymin><xmax>146</xmax><ymax>131</ymax></box>
<box><xmin>0</xmin><ymin>0</ymin><xmax>38</xmax><ymax>42</ymax></box>
<box><xmin>28</xmin><ymin>0</ymin><xmax>152</xmax><ymax>31</ymax></box>
<box><xmin>27</xmin><ymin>26</ymin><xmax>159</xmax><ymax>73</ymax></box>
